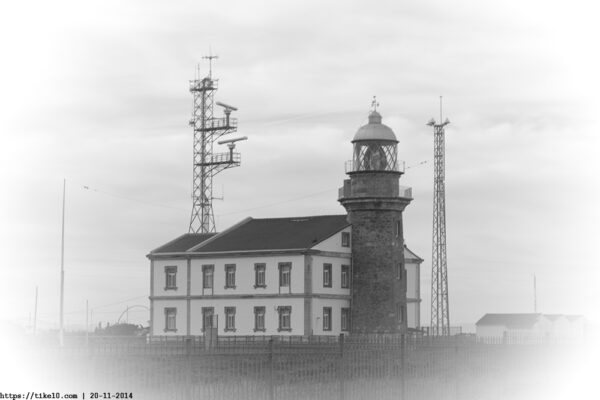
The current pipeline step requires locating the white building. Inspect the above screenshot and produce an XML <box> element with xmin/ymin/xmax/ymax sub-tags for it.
<box><xmin>475</xmin><ymin>313</ymin><xmax>586</xmax><ymax>342</ymax></box>
<box><xmin>148</xmin><ymin>215</ymin><xmax>422</xmax><ymax>337</ymax></box>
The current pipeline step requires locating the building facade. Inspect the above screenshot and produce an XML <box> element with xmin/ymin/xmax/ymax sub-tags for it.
<box><xmin>148</xmin><ymin>108</ymin><xmax>422</xmax><ymax>337</ymax></box>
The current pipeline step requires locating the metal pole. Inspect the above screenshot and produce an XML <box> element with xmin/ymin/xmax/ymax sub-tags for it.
<box><xmin>33</xmin><ymin>286</ymin><xmax>38</xmax><ymax>335</ymax></box>
<box><xmin>59</xmin><ymin>179</ymin><xmax>66</xmax><ymax>346</ymax></box>
<box><xmin>85</xmin><ymin>300</ymin><xmax>89</xmax><ymax>346</ymax></box>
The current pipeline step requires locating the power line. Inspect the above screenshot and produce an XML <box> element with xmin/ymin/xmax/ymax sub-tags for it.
<box><xmin>82</xmin><ymin>185</ymin><xmax>187</xmax><ymax>212</ymax></box>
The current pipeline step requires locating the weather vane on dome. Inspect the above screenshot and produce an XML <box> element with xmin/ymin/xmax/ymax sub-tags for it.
<box><xmin>371</xmin><ymin>96</ymin><xmax>379</xmax><ymax>112</ymax></box>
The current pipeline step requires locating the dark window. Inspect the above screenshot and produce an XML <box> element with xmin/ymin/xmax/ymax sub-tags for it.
<box><xmin>395</xmin><ymin>220</ymin><xmax>401</xmax><ymax>238</ymax></box>
<box><xmin>323</xmin><ymin>307</ymin><xmax>332</xmax><ymax>331</ymax></box>
<box><xmin>279</xmin><ymin>263</ymin><xmax>291</xmax><ymax>287</ymax></box>
<box><xmin>396</xmin><ymin>263</ymin><xmax>403</xmax><ymax>280</ymax></box>
<box><xmin>254</xmin><ymin>306</ymin><xmax>266</xmax><ymax>332</ymax></box>
<box><xmin>341</xmin><ymin>232</ymin><xmax>350</xmax><ymax>247</ymax></box>
<box><xmin>323</xmin><ymin>264</ymin><xmax>332</xmax><ymax>288</ymax></box>
<box><xmin>202</xmin><ymin>265</ymin><xmax>214</xmax><ymax>289</ymax></box>
<box><xmin>341</xmin><ymin>265</ymin><xmax>350</xmax><ymax>289</ymax></box>
<box><xmin>164</xmin><ymin>266</ymin><xmax>177</xmax><ymax>290</ymax></box>
<box><xmin>397</xmin><ymin>303</ymin><xmax>405</xmax><ymax>323</ymax></box>
<box><xmin>164</xmin><ymin>307</ymin><xmax>177</xmax><ymax>332</ymax></box>
<box><xmin>278</xmin><ymin>306</ymin><xmax>292</xmax><ymax>332</ymax></box>
<box><xmin>341</xmin><ymin>308</ymin><xmax>350</xmax><ymax>331</ymax></box>
<box><xmin>224</xmin><ymin>307</ymin><xmax>236</xmax><ymax>331</ymax></box>
<box><xmin>225</xmin><ymin>264</ymin><xmax>236</xmax><ymax>289</ymax></box>
<box><xmin>202</xmin><ymin>307</ymin><xmax>214</xmax><ymax>332</ymax></box>
<box><xmin>254</xmin><ymin>263</ymin><xmax>266</xmax><ymax>288</ymax></box>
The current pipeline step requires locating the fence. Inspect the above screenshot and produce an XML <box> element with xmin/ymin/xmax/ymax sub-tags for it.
<box><xmin>27</xmin><ymin>334</ymin><xmax>581</xmax><ymax>400</ymax></box>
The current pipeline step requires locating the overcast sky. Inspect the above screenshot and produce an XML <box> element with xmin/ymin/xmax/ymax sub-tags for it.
<box><xmin>1</xmin><ymin>0</ymin><xmax>598</xmax><ymax>332</ymax></box>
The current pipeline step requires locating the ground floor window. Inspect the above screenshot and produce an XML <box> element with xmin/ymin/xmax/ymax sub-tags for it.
<box><xmin>323</xmin><ymin>307</ymin><xmax>332</xmax><ymax>331</ymax></box>
<box><xmin>164</xmin><ymin>307</ymin><xmax>177</xmax><ymax>332</ymax></box>
<box><xmin>341</xmin><ymin>307</ymin><xmax>350</xmax><ymax>331</ymax></box>
<box><xmin>224</xmin><ymin>307</ymin><xmax>236</xmax><ymax>331</ymax></box>
<box><xmin>254</xmin><ymin>306</ymin><xmax>266</xmax><ymax>332</ymax></box>
<box><xmin>278</xmin><ymin>306</ymin><xmax>292</xmax><ymax>332</ymax></box>
<box><xmin>202</xmin><ymin>307</ymin><xmax>215</xmax><ymax>332</ymax></box>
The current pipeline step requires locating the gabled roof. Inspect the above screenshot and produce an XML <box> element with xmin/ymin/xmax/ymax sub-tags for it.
<box><xmin>150</xmin><ymin>233</ymin><xmax>216</xmax><ymax>254</ymax></box>
<box><xmin>476</xmin><ymin>313</ymin><xmax>541</xmax><ymax>329</ymax></box>
<box><xmin>150</xmin><ymin>215</ymin><xmax>350</xmax><ymax>255</ymax></box>
<box><xmin>403</xmin><ymin>245</ymin><xmax>424</xmax><ymax>262</ymax></box>
<box><xmin>192</xmin><ymin>215</ymin><xmax>350</xmax><ymax>253</ymax></box>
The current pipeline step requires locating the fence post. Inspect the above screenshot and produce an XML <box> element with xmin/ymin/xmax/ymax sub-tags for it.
<box><xmin>269</xmin><ymin>338</ymin><xmax>274</xmax><ymax>400</ymax></box>
<box><xmin>400</xmin><ymin>334</ymin><xmax>406</xmax><ymax>400</ymax></box>
<box><xmin>338</xmin><ymin>334</ymin><xmax>345</xmax><ymax>400</ymax></box>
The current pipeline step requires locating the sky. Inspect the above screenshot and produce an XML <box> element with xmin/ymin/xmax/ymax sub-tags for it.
<box><xmin>1</xmin><ymin>0</ymin><xmax>598</xmax><ymax>332</ymax></box>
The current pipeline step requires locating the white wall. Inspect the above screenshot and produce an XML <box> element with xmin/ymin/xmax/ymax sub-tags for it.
<box><xmin>190</xmin><ymin>254</ymin><xmax>305</xmax><ymax>296</ymax></box>
<box><xmin>311</xmin><ymin>227</ymin><xmax>352</xmax><ymax>253</ymax></box>
<box><xmin>152</xmin><ymin>299</ymin><xmax>187</xmax><ymax>336</ymax></box>
<box><xmin>405</xmin><ymin>261</ymin><xmax>418</xmax><ymax>299</ymax></box>
<box><xmin>310</xmin><ymin>255</ymin><xmax>351</xmax><ymax>296</ymax></box>
<box><xmin>190</xmin><ymin>298</ymin><xmax>305</xmax><ymax>336</ymax></box>
<box><xmin>311</xmin><ymin>298</ymin><xmax>350</xmax><ymax>336</ymax></box>
<box><xmin>152</xmin><ymin>259</ymin><xmax>187</xmax><ymax>297</ymax></box>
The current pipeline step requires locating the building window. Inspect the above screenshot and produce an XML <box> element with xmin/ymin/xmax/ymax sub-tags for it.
<box><xmin>254</xmin><ymin>306</ymin><xmax>266</xmax><ymax>332</ymax></box>
<box><xmin>323</xmin><ymin>307</ymin><xmax>332</xmax><ymax>331</ymax></box>
<box><xmin>341</xmin><ymin>308</ymin><xmax>350</xmax><ymax>331</ymax></box>
<box><xmin>224</xmin><ymin>307</ymin><xmax>236</xmax><ymax>332</ymax></box>
<box><xmin>279</xmin><ymin>263</ymin><xmax>291</xmax><ymax>287</ymax></box>
<box><xmin>341</xmin><ymin>265</ymin><xmax>350</xmax><ymax>289</ymax></box>
<box><xmin>202</xmin><ymin>307</ymin><xmax>214</xmax><ymax>332</ymax></box>
<box><xmin>396</xmin><ymin>263</ymin><xmax>403</xmax><ymax>280</ymax></box>
<box><xmin>277</xmin><ymin>306</ymin><xmax>292</xmax><ymax>332</ymax></box>
<box><xmin>225</xmin><ymin>264</ymin><xmax>236</xmax><ymax>289</ymax></box>
<box><xmin>254</xmin><ymin>263</ymin><xmax>266</xmax><ymax>288</ymax></box>
<box><xmin>164</xmin><ymin>266</ymin><xmax>177</xmax><ymax>290</ymax></box>
<box><xmin>395</xmin><ymin>220</ymin><xmax>401</xmax><ymax>238</ymax></box>
<box><xmin>341</xmin><ymin>232</ymin><xmax>350</xmax><ymax>247</ymax></box>
<box><xmin>202</xmin><ymin>265</ymin><xmax>214</xmax><ymax>289</ymax></box>
<box><xmin>323</xmin><ymin>264</ymin><xmax>332</xmax><ymax>288</ymax></box>
<box><xmin>164</xmin><ymin>308</ymin><xmax>177</xmax><ymax>332</ymax></box>
<box><xmin>396</xmin><ymin>303</ymin><xmax>404</xmax><ymax>323</ymax></box>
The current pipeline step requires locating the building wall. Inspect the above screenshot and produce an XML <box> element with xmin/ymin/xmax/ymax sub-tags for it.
<box><xmin>151</xmin><ymin>299</ymin><xmax>187</xmax><ymax>336</ymax></box>
<box><xmin>311</xmin><ymin>298</ymin><xmax>350</xmax><ymax>336</ymax></box>
<box><xmin>190</xmin><ymin>254</ymin><xmax>305</xmax><ymax>296</ymax></box>
<box><xmin>311</xmin><ymin>227</ymin><xmax>352</xmax><ymax>253</ymax></box>
<box><xmin>152</xmin><ymin>259</ymin><xmax>188</xmax><ymax>297</ymax></box>
<box><xmin>309</xmin><ymin>255</ymin><xmax>352</xmax><ymax>296</ymax></box>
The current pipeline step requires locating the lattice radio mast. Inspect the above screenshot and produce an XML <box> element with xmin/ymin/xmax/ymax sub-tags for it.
<box><xmin>188</xmin><ymin>55</ymin><xmax>247</xmax><ymax>233</ymax></box>
<box><xmin>427</xmin><ymin>97</ymin><xmax>450</xmax><ymax>336</ymax></box>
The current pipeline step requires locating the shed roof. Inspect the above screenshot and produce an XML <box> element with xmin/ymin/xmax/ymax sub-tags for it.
<box><xmin>475</xmin><ymin>313</ymin><xmax>541</xmax><ymax>329</ymax></box>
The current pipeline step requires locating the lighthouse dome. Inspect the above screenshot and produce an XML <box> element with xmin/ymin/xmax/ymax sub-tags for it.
<box><xmin>352</xmin><ymin>111</ymin><xmax>398</xmax><ymax>142</ymax></box>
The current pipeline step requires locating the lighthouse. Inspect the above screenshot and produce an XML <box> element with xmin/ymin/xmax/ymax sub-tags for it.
<box><xmin>339</xmin><ymin>104</ymin><xmax>412</xmax><ymax>334</ymax></box>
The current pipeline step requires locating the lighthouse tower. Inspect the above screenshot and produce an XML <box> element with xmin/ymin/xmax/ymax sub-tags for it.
<box><xmin>339</xmin><ymin>104</ymin><xmax>412</xmax><ymax>334</ymax></box>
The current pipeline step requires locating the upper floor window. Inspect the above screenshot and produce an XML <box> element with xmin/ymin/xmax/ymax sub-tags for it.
<box><xmin>323</xmin><ymin>307</ymin><xmax>332</xmax><ymax>331</ymax></box>
<box><xmin>341</xmin><ymin>232</ymin><xmax>350</xmax><ymax>247</ymax></box>
<box><xmin>279</xmin><ymin>263</ymin><xmax>291</xmax><ymax>287</ymax></box>
<box><xmin>254</xmin><ymin>306</ymin><xmax>266</xmax><ymax>332</ymax></box>
<box><xmin>164</xmin><ymin>307</ymin><xmax>177</xmax><ymax>332</ymax></box>
<box><xmin>254</xmin><ymin>263</ymin><xmax>266</xmax><ymax>288</ymax></box>
<box><xmin>202</xmin><ymin>307</ymin><xmax>214</xmax><ymax>332</ymax></box>
<box><xmin>164</xmin><ymin>266</ymin><xmax>177</xmax><ymax>290</ymax></box>
<box><xmin>323</xmin><ymin>264</ymin><xmax>332</xmax><ymax>288</ymax></box>
<box><xmin>224</xmin><ymin>307</ymin><xmax>236</xmax><ymax>332</ymax></box>
<box><xmin>225</xmin><ymin>264</ymin><xmax>236</xmax><ymax>289</ymax></box>
<box><xmin>202</xmin><ymin>265</ymin><xmax>214</xmax><ymax>289</ymax></box>
<box><xmin>278</xmin><ymin>306</ymin><xmax>292</xmax><ymax>332</ymax></box>
<box><xmin>341</xmin><ymin>265</ymin><xmax>350</xmax><ymax>289</ymax></box>
<box><xmin>341</xmin><ymin>307</ymin><xmax>350</xmax><ymax>331</ymax></box>
<box><xmin>395</xmin><ymin>220</ymin><xmax>401</xmax><ymax>238</ymax></box>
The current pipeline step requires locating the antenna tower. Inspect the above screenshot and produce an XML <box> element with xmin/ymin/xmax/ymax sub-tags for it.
<box><xmin>427</xmin><ymin>97</ymin><xmax>450</xmax><ymax>336</ymax></box>
<box><xmin>188</xmin><ymin>56</ymin><xmax>245</xmax><ymax>233</ymax></box>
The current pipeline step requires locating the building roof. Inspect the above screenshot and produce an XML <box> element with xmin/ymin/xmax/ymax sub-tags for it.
<box><xmin>352</xmin><ymin>111</ymin><xmax>398</xmax><ymax>142</ymax></box>
<box><xmin>475</xmin><ymin>313</ymin><xmax>541</xmax><ymax>329</ymax></box>
<box><xmin>150</xmin><ymin>215</ymin><xmax>350</xmax><ymax>255</ymax></box>
<box><xmin>150</xmin><ymin>233</ymin><xmax>216</xmax><ymax>254</ymax></box>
